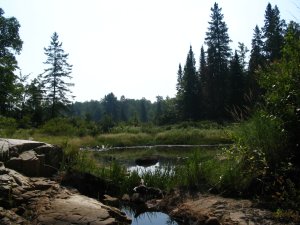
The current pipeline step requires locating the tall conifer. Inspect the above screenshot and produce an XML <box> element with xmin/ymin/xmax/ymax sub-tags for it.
<box><xmin>262</xmin><ymin>3</ymin><xmax>285</xmax><ymax>62</ymax></box>
<box><xmin>204</xmin><ymin>2</ymin><xmax>231</xmax><ymax>119</ymax></box>
<box><xmin>42</xmin><ymin>32</ymin><xmax>74</xmax><ymax>118</ymax></box>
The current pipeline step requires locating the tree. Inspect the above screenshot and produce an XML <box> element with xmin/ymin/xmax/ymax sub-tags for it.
<box><xmin>259</xmin><ymin>21</ymin><xmax>300</xmax><ymax>165</ymax></box>
<box><xmin>237</xmin><ymin>42</ymin><xmax>249</xmax><ymax>72</ymax></box>
<box><xmin>262</xmin><ymin>3</ymin><xmax>285</xmax><ymax>62</ymax></box>
<box><xmin>119</xmin><ymin>95</ymin><xmax>128</xmax><ymax>122</ymax></box>
<box><xmin>228</xmin><ymin>51</ymin><xmax>245</xmax><ymax>109</ymax></box>
<box><xmin>154</xmin><ymin>95</ymin><xmax>163</xmax><ymax>124</ymax></box>
<box><xmin>248</xmin><ymin>25</ymin><xmax>265</xmax><ymax>102</ymax></box>
<box><xmin>42</xmin><ymin>32</ymin><xmax>74</xmax><ymax>118</ymax></box>
<box><xmin>249</xmin><ymin>26</ymin><xmax>265</xmax><ymax>75</ymax></box>
<box><xmin>199</xmin><ymin>46</ymin><xmax>206</xmax><ymax>78</ymax></box>
<box><xmin>139</xmin><ymin>98</ymin><xmax>148</xmax><ymax>123</ymax></box>
<box><xmin>178</xmin><ymin>46</ymin><xmax>201</xmax><ymax>121</ymax></box>
<box><xmin>102</xmin><ymin>92</ymin><xmax>119</xmax><ymax>122</ymax></box>
<box><xmin>25</xmin><ymin>75</ymin><xmax>45</xmax><ymax>126</ymax></box>
<box><xmin>176</xmin><ymin>64</ymin><xmax>183</xmax><ymax>94</ymax></box>
<box><xmin>204</xmin><ymin>2</ymin><xmax>231</xmax><ymax>119</ymax></box>
<box><xmin>0</xmin><ymin>8</ymin><xmax>23</xmax><ymax>116</ymax></box>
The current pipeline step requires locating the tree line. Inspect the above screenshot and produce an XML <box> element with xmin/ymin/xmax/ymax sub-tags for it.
<box><xmin>176</xmin><ymin>2</ymin><xmax>286</xmax><ymax>121</ymax></box>
<box><xmin>0</xmin><ymin>2</ymin><xmax>297</xmax><ymax>128</ymax></box>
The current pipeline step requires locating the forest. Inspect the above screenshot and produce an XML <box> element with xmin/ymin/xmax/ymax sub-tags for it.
<box><xmin>1</xmin><ymin>2</ymin><xmax>300</xmax><ymax>218</ymax></box>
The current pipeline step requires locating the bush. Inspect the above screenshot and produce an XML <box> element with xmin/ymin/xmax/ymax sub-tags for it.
<box><xmin>0</xmin><ymin>116</ymin><xmax>17</xmax><ymax>137</ymax></box>
<box><xmin>40</xmin><ymin>118</ymin><xmax>78</xmax><ymax>136</ymax></box>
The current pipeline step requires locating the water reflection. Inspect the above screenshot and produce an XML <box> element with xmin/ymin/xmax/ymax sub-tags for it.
<box><xmin>128</xmin><ymin>162</ymin><xmax>160</xmax><ymax>175</ymax></box>
<box><xmin>122</xmin><ymin>206</ymin><xmax>178</xmax><ymax>225</ymax></box>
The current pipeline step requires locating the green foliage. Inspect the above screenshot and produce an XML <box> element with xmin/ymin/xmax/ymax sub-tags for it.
<box><xmin>177</xmin><ymin>46</ymin><xmax>201</xmax><ymax>121</ymax></box>
<box><xmin>262</xmin><ymin>3</ymin><xmax>285</xmax><ymax>62</ymax></box>
<box><xmin>0</xmin><ymin>116</ymin><xmax>17</xmax><ymax>137</ymax></box>
<box><xmin>204</xmin><ymin>2</ymin><xmax>231</xmax><ymax>120</ymax></box>
<box><xmin>0</xmin><ymin>8</ymin><xmax>23</xmax><ymax>116</ymax></box>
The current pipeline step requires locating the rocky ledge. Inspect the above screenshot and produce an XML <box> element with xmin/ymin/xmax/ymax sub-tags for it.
<box><xmin>158</xmin><ymin>190</ymin><xmax>297</xmax><ymax>225</ymax></box>
<box><xmin>0</xmin><ymin>139</ymin><xmax>131</xmax><ymax>225</ymax></box>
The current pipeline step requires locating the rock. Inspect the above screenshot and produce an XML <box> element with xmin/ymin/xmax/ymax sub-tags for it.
<box><xmin>6</xmin><ymin>150</ymin><xmax>40</xmax><ymax>177</ymax></box>
<box><xmin>33</xmin><ymin>194</ymin><xmax>131</xmax><ymax>225</ymax></box>
<box><xmin>122</xmin><ymin>194</ymin><xmax>130</xmax><ymax>201</ymax></box>
<box><xmin>133</xmin><ymin>184</ymin><xmax>164</xmax><ymax>200</ymax></box>
<box><xmin>103</xmin><ymin>194</ymin><xmax>119</xmax><ymax>207</ymax></box>
<box><xmin>205</xmin><ymin>217</ymin><xmax>221</xmax><ymax>225</ymax></box>
<box><xmin>61</xmin><ymin>170</ymin><xmax>119</xmax><ymax>199</ymax></box>
<box><xmin>0</xmin><ymin>165</ymin><xmax>131</xmax><ymax>224</ymax></box>
<box><xmin>131</xmin><ymin>193</ymin><xmax>145</xmax><ymax>203</ymax></box>
<box><xmin>0</xmin><ymin>139</ymin><xmax>63</xmax><ymax>177</ymax></box>
<box><xmin>135</xmin><ymin>156</ymin><xmax>158</xmax><ymax>167</ymax></box>
<box><xmin>163</xmin><ymin>193</ymin><xmax>289</xmax><ymax>225</ymax></box>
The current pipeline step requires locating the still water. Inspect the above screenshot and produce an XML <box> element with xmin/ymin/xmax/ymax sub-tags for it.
<box><xmin>123</xmin><ymin>207</ymin><xmax>178</xmax><ymax>225</ymax></box>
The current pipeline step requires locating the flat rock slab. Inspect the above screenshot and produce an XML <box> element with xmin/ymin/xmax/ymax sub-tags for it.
<box><xmin>34</xmin><ymin>194</ymin><xmax>128</xmax><ymax>225</ymax></box>
<box><xmin>168</xmin><ymin>194</ymin><xmax>295</xmax><ymax>225</ymax></box>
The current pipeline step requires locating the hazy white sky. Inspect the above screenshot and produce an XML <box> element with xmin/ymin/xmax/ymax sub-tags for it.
<box><xmin>0</xmin><ymin>0</ymin><xmax>298</xmax><ymax>102</ymax></box>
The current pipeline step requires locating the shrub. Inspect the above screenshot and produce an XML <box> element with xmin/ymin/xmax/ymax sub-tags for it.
<box><xmin>0</xmin><ymin>116</ymin><xmax>17</xmax><ymax>137</ymax></box>
<box><xmin>40</xmin><ymin>118</ymin><xmax>77</xmax><ymax>136</ymax></box>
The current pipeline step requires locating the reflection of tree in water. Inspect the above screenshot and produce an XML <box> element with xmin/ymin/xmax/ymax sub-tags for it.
<box><xmin>121</xmin><ymin>204</ymin><xmax>178</xmax><ymax>225</ymax></box>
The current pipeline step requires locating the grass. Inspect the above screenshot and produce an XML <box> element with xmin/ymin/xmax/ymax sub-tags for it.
<box><xmin>0</xmin><ymin>122</ymin><xmax>235</xmax><ymax>196</ymax></box>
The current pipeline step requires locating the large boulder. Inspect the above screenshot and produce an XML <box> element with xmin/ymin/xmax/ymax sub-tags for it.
<box><xmin>0</xmin><ymin>164</ymin><xmax>131</xmax><ymax>224</ymax></box>
<box><xmin>0</xmin><ymin>139</ymin><xmax>62</xmax><ymax>177</ymax></box>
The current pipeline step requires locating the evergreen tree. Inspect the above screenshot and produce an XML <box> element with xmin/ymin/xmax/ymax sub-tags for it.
<box><xmin>139</xmin><ymin>98</ymin><xmax>148</xmax><ymax>123</ymax></box>
<box><xmin>249</xmin><ymin>25</ymin><xmax>265</xmax><ymax>102</ymax></box>
<box><xmin>262</xmin><ymin>3</ymin><xmax>285</xmax><ymax>62</ymax></box>
<box><xmin>249</xmin><ymin>26</ymin><xmax>265</xmax><ymax>75</ymax></box>
<box><xmin>0</xmin><ymin>8</ymin><xmax>23</xmax><ymax>116</ymax></box>
<box><xmin>228</xmin><ymin>51</ymin><xmax>245</xmax><ymax>108</ymax></box>
<box><xmin>119</xmin><ymin>95</ymin><xmax>128</xmax><ymax>122</ymax></box>
<box><xmin>205</xmin><ymin>2</ymin><xmax>231</xmax><ymax>119</ymax></box>
<box><xmin>42</xmin><ymin>32</ymin><xmax>74</xmax><ymax>118</ymax></box>
<box><xmin>199</xmin><ymin>46</ymin><xmax>206</xmax><ymax>77</ymax></box>
<box><xmin>25</xmin><ymin>75</ymin><xmax>45</xmax><ymax>126</ymax></box>
<box><xmin>237</xmin><ymin>42</ymin><xmax>249</xmax><ymax>72</ymax></box>
<box><xmin>179</xmin><ymin>46</ymin><xmax>200</xmax><ymax>121</ymax></box>
<box><xmin>154</xmin><ymin>95</ymin><xmax>163</xmax><ymax>124</ymax></box>
<box><xmin>176</xmin><ymin>64</ymin><xmax>183</xmax><ymax>93</ymax></box>
<box><xmin>102</xmin><ymin>92</ymin><xmax>119</xmax><ymax>121</ymax></box>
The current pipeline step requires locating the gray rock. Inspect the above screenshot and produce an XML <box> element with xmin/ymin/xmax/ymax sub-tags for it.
<box><xmin>1</xmin><ymin>139</ymin><xmax>62</xmax><ymax>177</ymax></box>
<box><xmin>0</xmin><ymin>165</ymin><xmax>131</xmax><ymax>224</ymax></box>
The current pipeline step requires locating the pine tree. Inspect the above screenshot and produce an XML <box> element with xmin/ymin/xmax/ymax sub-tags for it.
<box><xmin>248</xmin><ymin>25</ymin><xmax>265</xmax><ymax>102</ymax></box>
<box><xmin>228</xmin><ymin>51</ymin><xmax>245</xmax><ymax>108</ymax></box>
<box><xmin>119</xmin><ymin>95</ymin><xmax>128</xmax><ymax>122</ymax></box>
<box><xmin>199</xmin><ymin>46</ymin><xmax>206</xmax><ymax>78</ymax></box>
<box><xmin>102</xmin><ymin>92</ymin><xmax>119</xmax><ymax>122</ymax></box>
<box><xmin>262</xmin><ymin>3</ymin><xmax>285</xmax><ymax>62</ymax></box>
<box><xmin>179</xmin><ymin>46</ymin><xmax>200</xmax><ymax>121</ymax></box>
<box><xmin>176</xmin><ymin>64</ymin><xmax>183</xmax><ymax>93</ymax></box>
<box><xmin>25</xmin><ymin>75</ymin><xmax>45</xmax><ymax>126</ymax></box>
<box><xmin>42</xmin><ymin>32</ymin><xmax>74</xmax><ymax>118</ymax></box>
<box><xmin>249</xmin><ymin>26</ymin><xmax>265</xmax><ymax>74</ymax></box>
<box><xmin>140</xmin><ymin>98</ymin><xmax>148</xmax><ymax>123</ymax></box>
<box><xmin>204</xmin><ymin>2</ymin><xmax>231</xmax><ymax>119</ymax></box>
<box><xmin>0</xmin><ymin>8</ymin><xmax>23</xmax><ymax>116</ymax></box>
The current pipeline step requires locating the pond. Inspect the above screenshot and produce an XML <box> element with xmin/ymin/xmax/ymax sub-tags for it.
<box><xmin>122</xmin><ymin>206</ymin><xmax>179</xmax><ymax>225</ymax></box>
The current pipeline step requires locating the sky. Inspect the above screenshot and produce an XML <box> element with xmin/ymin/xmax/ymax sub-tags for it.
<box><xmin>0</xmin><ymin>0</ymin><xmax>298</xmax><ymax>102</ymax></box>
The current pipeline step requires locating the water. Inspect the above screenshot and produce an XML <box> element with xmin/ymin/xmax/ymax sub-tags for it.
<box><xmin>128</xmin><ymin>162</ymin><xmax>160</xmax><ymax>175</ymax></box>
<box><xmin>130</xmin><ymin>212</ymin><xmax>178</xmax><ymax>225</ymax></box>
<box><xmin>122</xmin><ymin>207</ymin><xmax>178</xmax><ymax>225</ymax></box>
